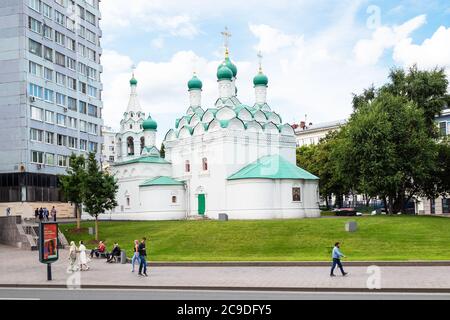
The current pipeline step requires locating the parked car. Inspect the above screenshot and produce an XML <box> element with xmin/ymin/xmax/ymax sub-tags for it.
<box><xmin>333</xmin><ymin>208</ymin><xmax>357</xmax><ymax>216</ymax></box>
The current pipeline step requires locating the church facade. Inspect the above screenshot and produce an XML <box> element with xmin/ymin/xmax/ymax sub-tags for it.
<box><xmin>109</xmin><ymin>47</ymin><xmax>320</xmax><ymax>220</ymax></box>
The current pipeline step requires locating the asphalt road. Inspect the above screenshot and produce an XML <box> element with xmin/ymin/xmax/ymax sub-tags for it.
<box><xmin>1</xmin><ymin>288</ymin><xmax>450</xmax><ymax>300</ymax></box>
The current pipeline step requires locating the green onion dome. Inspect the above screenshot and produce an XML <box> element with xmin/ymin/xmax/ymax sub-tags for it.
<box><xmin>130</xmin><ymin>76</ymin><xmax>138</xmax><ymax>86</ymax></box>
<box><xmin>253</xmin><ymin>71</ymin><xmax>268</xmax><ymax>86</ymax></box>
<box><xmin>224</xmin><ymin>57</ymin><xmax>237</xmax><ymax>77</ymax></box>
<box><xmin>187</xmin><ymin>75</ymin><xmax>203</xmax><ymax>90</ymax></box>
<box><xmin>217</xmin><ymin>64</ymin><xmax>233</xmax><ymax>81</ymax></box>
<box><xmin>143</xmin><ymin>116</ymin><xmax>157</xmax><ymax>130</ymax></box>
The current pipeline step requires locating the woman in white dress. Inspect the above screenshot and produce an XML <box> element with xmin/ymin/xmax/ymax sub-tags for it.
<box><xmin>78</xmin><ymin>240</ymin><xmax>90</xmax><ymax>271</ymax></box>
<box><xmin>68</xmin><ymin>241</ymin><xmax>78</xmax><ymax>272</ymax></box>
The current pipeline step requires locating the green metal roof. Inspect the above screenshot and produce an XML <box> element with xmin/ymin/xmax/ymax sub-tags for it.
<box><xmin>228</xmin><ymin>155</ymin><xmax>319</xmax><ymax>180</ymax></box>
<box><xmin>113</xmin><ymin>155</ymin><xmax>169</xmax><ymax>167</ymax></box>
<box><xmin>140</xmin><ymin>176</ymin><xmax>184</xmax><ymax>187</ymax></box>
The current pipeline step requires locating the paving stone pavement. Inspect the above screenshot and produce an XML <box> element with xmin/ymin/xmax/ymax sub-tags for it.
<box><xmin>0</xmin><ymin>245</ymin><xmax>449</xmax><ymax>290</ymax></box>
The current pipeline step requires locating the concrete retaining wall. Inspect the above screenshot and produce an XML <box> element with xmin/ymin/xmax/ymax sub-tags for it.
<box><xmin>0</xmin><ymin>216</ymin><xmax>33</xmax><ymax>249</ymax></box>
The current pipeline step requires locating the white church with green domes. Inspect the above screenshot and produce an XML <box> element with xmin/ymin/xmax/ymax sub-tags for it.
<box><xmin>109</xmin><ymin>43</ymin><xmax>320</xmax><ymax>220</ymax></box>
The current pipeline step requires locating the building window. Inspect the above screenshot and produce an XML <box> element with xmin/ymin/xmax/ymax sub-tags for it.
<box><xmin>56</xmin><ymin>114</ymin><xmax>66</xmax><ymax>126</ymax></box>
<box><xmin>202</xmin><ymin>158</ymin><xmax>208</xmax><ymax>171</ymax></box>
<box><xmin>44</xmin><ymin>68</ymin><xmax>53</xmax><ymax>81</ymax></box>
<box><xmin>430</xmin><ymin>198</ymin><xmax>435</xmax><ymax>214</ymax></box>
<box><xmin>43</xmin><ymin>25</ymin><xmax>52</xmax><ymax>39</ymax></box>
<box><xmin>109</xmin><ymin>156</ymin><xmax>115</xmax><ymax>162</ymax></box>
<box><xmin>185</xmin><ymin>160</ymin><xmax>191</xmax><ymax>173</ymax></box>
<box><xmin>79</xmin><ymin>101</ymin><xmax>87</xmax><ymax>114</ymax></box>
<box><xmin>439</xmin><ymin>122</ymin><xmax>448</xmax><ymax>137</ymax></box>
<box><xmin>292</xmin><ymin>187</ymin><xmax>301</xmax><ymax>202</ymax></box>
<box><xmin>88</xmin><ymin>104</ymin><xmax>98</xmax><ymax>117</ymax></box>
<box><xmin>43</xmin><ymin>3</ymin><xmax>52</xmax><ymax>18</ymax></box>
<box><xmin>127</xmin><ymin>137</ymin><xmax>134</xmax><ymax>156</ymax></box>
<box><xmin>56</xmin><ymin>93</ymin><xmax>66</xmax><ymax>106</ymax></box>
<box><xmin>55</xmin><ymin>10</ymin><xmax>65</xmax><ymax>26</ymax></box>
<box><xmin>140</xmin><ymin>137</ymin><xmax>145</xmax><ymax>153</ymax></box>
<box><xmin>29</xmin><ymin>39</ymin><xmax>42</xmax><ymax>57</ymax></box>
<box><xmin>30</xmin><ymin>128</ymin><xmax>43</xmax><ymax>142</ymax></box>
<box><xmin>57</xmin><ymin>134</ymin><xmax>67</xmax><ymax>146</ymax></box>
<box><xmin>28</xmin><ymin>17</ymin><xmax>42</xmax><ymax>34</ymax></box>
<box><xmin>443</xmin><ymin>198</ymin><xmax>450</xmax><ymax>214</ymax></box>
<box><xmin>126</xmin><ymin>196</ymin><xmax>130</xmax><ymax>207</ymax></box>
<box><xmin>55</xmin><ymin>51</ymin><xmax>65</xmax><ymax>67</ymax></box>
<box><xmin>45</xmin><ymin>110</ymin><xmax>54</xmax><ymax>124</ymax></box>
<box><xmin>44</xmin><ymin>89</ymin><xmax>54</xmax><ymax>103</ymax></box>
<box><xmin>45</xmin><ymin>132</ymin><xmax>54</xmax><ymax>144</ymax></box>
<box><xmin>28</xmin><ymin>0</ymin><xmax>41</xmax><ymax>13</ymax></box>
<box><xmin>57</xmin><ymin>155</ymin><xmax>68</xmax><ymax>167</ymax></box>
<box><xmin>31</xmin><ymin>150</ymin><xmax>44</xmax><ymax>164</ymax></box>
<box><xmin>45</xmin><ymin>153</ymin><xmax>55</xmax><ymax>166</ymax></box>
<box><xmin>68</xmin><ymin>97</ymin><xmax>77</xmax><ymax>111</ymax></box>
<box><xmin>80</xmin><ymin>139</ymin><xmax>87</xmax><ymax>151</ymax></box>
<box><xmin>44</xmin><ymin>46</ymin><xmax>53</xmax><ymax>61</ymax></box>
<box><xmin>29</xmin><ymin>61</ymin><xmax>42</xmax><ymax>77</ymax></box>
<box><xmin>30</xmin><ymin>106</ymin><xmax>43</xmax><ymax>121</ymax></box>
<box><xmin>172</xmin><ymin>196</ymin><xmax>177</xmax><ymax>204</ymax></box>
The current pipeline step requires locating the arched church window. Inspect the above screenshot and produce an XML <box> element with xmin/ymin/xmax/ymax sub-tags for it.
<box><xmin>127</xmin><ymin>136</ymin><xmax>134</xmax><ymax>156</ymax></box>
<box><xmin>202</xmin><ymin>158</ymin><xmax>208</xmax><ymax>171</ymax></box>
<box><xmin>140</xmin><ymin>136</ymin><xmax>145</xmax><ymax>154</ymax></box>
<box><xmin>129</xmin><ymin>124</ymin><xmax>133</xmax><ymax>130</ymax></box>
<box><xmin>292</xmin><ymin>186</ymin><xmax>301</xmax><ymax>202</ymax></box>
<box><xmin>185</xmin><ymin>160</ymin><xmax>190</xmax><ymax>173</ymax></box>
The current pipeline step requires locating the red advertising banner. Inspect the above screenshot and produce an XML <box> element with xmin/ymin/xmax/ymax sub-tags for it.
<box><xmin>39</xmin><ymin>222</ymin><xmax>59</xmax><ymax>263</ymax></box>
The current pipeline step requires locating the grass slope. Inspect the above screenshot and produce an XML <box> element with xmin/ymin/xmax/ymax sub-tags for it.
<box><xmin>62</xmin><ymin>216</ymin><xmax>450</xmax><ymax>261</ymax></box>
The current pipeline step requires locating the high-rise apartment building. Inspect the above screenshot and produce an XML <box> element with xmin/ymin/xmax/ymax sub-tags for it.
<box><xmin>0</xmin><ymin>0</ymin><xmax>104</xmax><ymax>204</ymax></box>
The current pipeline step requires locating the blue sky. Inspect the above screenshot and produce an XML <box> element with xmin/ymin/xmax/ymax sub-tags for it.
<box><xmin>98</xmin><ymin>0</ymin><xmax>450</xmax><ymax>143</ymax></box>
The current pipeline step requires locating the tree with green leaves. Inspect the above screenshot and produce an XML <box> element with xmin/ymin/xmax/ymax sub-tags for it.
<box><xmin>296</xmin><ymin>131</ymin><xmax>351</xmax><ymax>209</ymax></box>
<box><xmin>83</xmin><ymin>153</ymin><xmax>118</xmax><ymax>241</ymax></box>
<box><xmin>353</xmin><ymin>65</ymin><xmax>450</xmax><ymax>137</ymax></box>
<box><xmin>338</xmin><ymin>91</ymin><xmax>439</xmax><ymax>213</ymax></box>
<box><xmin>59</xmin><ymin>154</ymin><xmax>86</xmax><ymax>229</ymax></box>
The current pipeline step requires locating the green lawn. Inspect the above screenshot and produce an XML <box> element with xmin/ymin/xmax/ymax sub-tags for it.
<box><xmin>62</xmin><ymin>215</ymin><xmax>450</xmax><ymax>262</ymax></box>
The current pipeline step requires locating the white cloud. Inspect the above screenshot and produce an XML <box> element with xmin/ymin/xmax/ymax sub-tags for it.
<box><xmin>353</xmin><ymin>14</ymin><xmax>427</xmax><ymax>65</ymax></box>
<box><xmin>249</xmin><ymin>24</ymin><xmax>303</xmax><ymax>53</ymax></box>
<box><xmin>393</xmin><ymin>26</ymin><xmax>450</xmax><ymax>69</ymax></box>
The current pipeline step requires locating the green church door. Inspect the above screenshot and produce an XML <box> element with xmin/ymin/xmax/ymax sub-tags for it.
<box><xmin>198</xmin><ymin>194</ymin><xmax>205</xmax><ymax>215</ymax></box>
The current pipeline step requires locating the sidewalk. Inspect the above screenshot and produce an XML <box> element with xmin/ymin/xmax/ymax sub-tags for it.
<box><xmin>1</xmin><ymin>245</ymin><xmax>450</xmax><ymax>292</ymax></box>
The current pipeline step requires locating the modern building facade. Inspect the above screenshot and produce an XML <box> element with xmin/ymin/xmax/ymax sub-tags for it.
<box><xmin>294</xmin><ymin>119</ymin><xmax>347</xmax><ymax>147</ymax></box>
<box><xmin>0</xmin><ymin>0</ymin><xmax>104</xmax><ymax>207</ymax></box>
<box><xmin>101</xmin><ymin>125</ymin><xmax>117</xmax><ymax>171</ymax></box>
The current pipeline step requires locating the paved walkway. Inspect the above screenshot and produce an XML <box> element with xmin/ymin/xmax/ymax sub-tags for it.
<box><xmin>1</xmin><ymin>245</ymin><xmax>449</xmax><ymax>291</ymax></box>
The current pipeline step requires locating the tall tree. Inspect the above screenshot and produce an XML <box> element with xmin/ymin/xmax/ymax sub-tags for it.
<box><xmin>59</xmin><ymin>154</ymin><xmax>86</xmax><ymax>229</ymax></box>
<box><xmin>337</xmin><ymin>92</ymin><xmax>438</xmax><ymax>213</ymax></box>
<box><xmin>296</xmin><ymin>131</ymin><xmax>351</xmax><ymax>209</ymax></box>
<box><xmin>83</xmin><ymin>153</ymin><xmax>118</xmax><ymax>241</ymax></box>
<box><xmin>381</xmin><ymin>65</ymin><xmax>450</xmax><ymax>137</ymax></box>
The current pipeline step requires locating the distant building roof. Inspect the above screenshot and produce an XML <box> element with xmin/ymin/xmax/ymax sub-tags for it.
<box><xmin>227</xmin><ymin>154</ymin><xmax>319</xmax><ymax>180</ymax></box>
<box><xmin>112</xmin><ymin>155</ymin><xmax>170</xmax><ymax>167</ymax></box>
<box><xmin>295</xmin><ymin>119</ymin><xmax>347</xmax><ymax>134</ymax></box>
<box><xmin>140</xmin><ymin>176</ymin><xmax>184</xmax><ymax>187</ymax></box>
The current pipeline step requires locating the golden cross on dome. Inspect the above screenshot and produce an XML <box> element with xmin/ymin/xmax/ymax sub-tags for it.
<box><xmin>221</xmin><ymin>27</ymin><xmax>232</xmax><ymax>57</ymax></box>
<box><xmin>257</xmin><ymin>51</ymin><xmax>263</xmax><ymax>72</ymax></box>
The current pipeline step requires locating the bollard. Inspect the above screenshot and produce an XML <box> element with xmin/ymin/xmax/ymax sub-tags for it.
<box><xmin>120</xmin><ymin>250</ymin><xmax>127</xmax><ymax>264</ymax></box>
<box><xmin>345</xmin><ymin>221</ymin><xmax>357</xmax><ymax>232</ymax></box>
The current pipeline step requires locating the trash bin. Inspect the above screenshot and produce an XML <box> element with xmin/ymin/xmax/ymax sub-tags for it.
<box><xmin>218</xmin><ymin>213</ymin><xmax>228</xmax><ymax>221</ymax></box>
<box><xmin>120</xmin><ymin>250</ymin><xmax>127</xmax><ymax>264</ymax></box>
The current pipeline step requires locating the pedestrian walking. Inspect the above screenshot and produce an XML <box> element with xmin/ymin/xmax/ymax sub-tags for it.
<box><xmin>38</xmin><ymin>207</ymin><xmax>44</xmax><ymax>222</ymax></box>
<box><xmin>131</xmin><ymin>240</ymin><xmax>140</xmax><ymax>272</ymax></box>
<box><xmin>138</xmin><ymin>237</ymin><xmax>148</xmax><ymax>277</ymax></box>
<box><xmin>5</xmin><ymin>207</ymin><xmax>11</xmax><ymax>216</ymax></box>
<box><xmin>68</xmin><ymin>241</ymin><xmax>78</xmax><ymax>272</ymax></box>
<box><xmin>44</xmin><ymin>208</ymin><xmax>49</xmax><ymax>221</ymax></box>
<box><xmin>34</xmin><ymin>208</ymin><xmax>39</xmax><ymax>222</ymax></box>
<box><xmin>78</xmin><ymin>240</ymin><xmax>90</xmax><ymax>271</ymax></box>
<box><xmin>330</xmin><ymin>242</ymin><xmax>348</xmax><ymax>277</ymax></box>
<box><xmin>51</xmin><ymin>206</ymin><xmax>57</xmax><ymax>222</ymax></box>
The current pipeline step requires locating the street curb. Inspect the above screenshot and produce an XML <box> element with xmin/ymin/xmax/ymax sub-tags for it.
<box><xmin>138</xmin><ymin>261</ymin><xmax>450</xmax><ymax>267</ymax></box>
<box><xmin>1</xmin><ymin>284</ymin><xmax>450</xmax><ymax>293</ymax></box>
